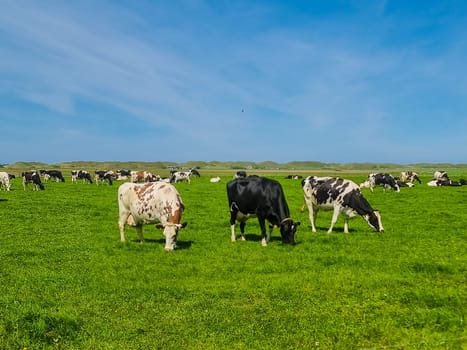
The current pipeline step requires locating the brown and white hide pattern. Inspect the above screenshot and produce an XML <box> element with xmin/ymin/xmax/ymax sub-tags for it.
<box><xmin>118</xmin><ymin>182</ymin><xmax>186</xmax><ymax>251</ymax></box>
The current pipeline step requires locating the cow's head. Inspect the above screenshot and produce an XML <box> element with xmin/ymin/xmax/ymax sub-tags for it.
<box><xmin>363</xmin><ymin>211</ymin><xmax>384</xmax><ymax>232</ymax></box>
<box><xmin>279</xmin><ymin>219</ymin><xmax>300</xmax><ymax>245</ymax></box>
<box><xmin>161</xmin><ymin>222</ymin><xmax>187</xmax><ymax>251</ymax></box>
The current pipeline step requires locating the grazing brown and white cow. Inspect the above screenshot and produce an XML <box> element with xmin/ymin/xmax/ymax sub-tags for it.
<box><xmin>130</xmin><ymin>170</ymin><xmax>159</xmax><ymax>183</ymax></box>
<box><xmin>302</xmin><ymin>176</ymin><xmax>383</xmax><ymax>233</ymax></box>
<box><xmin>400</xmin><ymin>171</ymin><xmax>421</xmax><ymax>184</ymax></box>
<box><xmin>0</xmin><ymin>172</ymin><xmax>11</xmax><ymax>191</ymax></box>
<box><xmin>22</xmin><ymin>171</ymin><xmax>45</xmax><ymax>190</ymax></box>
<box><xmin>118</xmin><ymin>182</ymin><xmax>187</xmax><ymax>251</ymax></box>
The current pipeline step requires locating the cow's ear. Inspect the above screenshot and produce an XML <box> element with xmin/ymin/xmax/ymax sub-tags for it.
<box><xmin>155</xmin><ymin>223</ymin><xmax>164</xmax><ymax>229</ymax></box>
<box><xmin>180</xmin><ymin>222</ymin><xmax>188</xmax><ymax>229</ymax></box>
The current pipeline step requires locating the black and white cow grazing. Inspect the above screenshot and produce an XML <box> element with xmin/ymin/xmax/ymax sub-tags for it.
<box><xmin>118</xmin><ymin>182</ymin><xmax>187</xmax><ymax>251</ymax></box>
<box><xmin>433</xmin><ymin>171</ymin><xmax>450</xmax><ymax>182</ymax></box>
<box><xmin>361</xmin><ymin>173</ymin><xmax>400</xmax><ymax>192</ymax></box>
<box><xmin>71</xmin><ymin>170</ymin><xmax>93</xmax><ymax>184</ymax></box>
<box><xmin>227</xmin><ymin>175</ymin><xmax>300</xmax><ymax>246</ymax></box>
<box><xmin>22</xmin><ymin>171</ymin><xmax>45</xmax><ymax>191</ymax></box>
<box><xmin>235</xmin><ymin>171</ymin><xmax>247</xmax><ymax>179</ymax></box>
<box><xmin>40</xmin><ymin>170</ymin><xmax>65</xmax><ymax>182</ymax></box>
<box><xmin>170</xmin><ymin>169</ymin><xmax>200</xmax><ymax>184</ymax></box>
<box><xmin>95</xmin><ymin>170</ymin><xmax>114</xmax><ymax>185</ymax></box>
<box><xmin>400</xmin><ymin>171</ymin><xmax>421</xmax><ymax>184</ymax></box>
<box><xmin>302</xmin><ymin>176</ymin><xmax>383</xmax><ymax>233</ymax></box>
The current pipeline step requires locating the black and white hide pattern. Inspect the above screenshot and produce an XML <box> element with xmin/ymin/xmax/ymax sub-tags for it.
<box><xmin>302</xmin><ymin>176</ymin><xmax>383</xmax><ymax>234</ymax></box>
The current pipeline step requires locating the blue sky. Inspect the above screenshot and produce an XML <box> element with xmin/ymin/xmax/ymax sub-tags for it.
<box><xmin>1</xmin><ymin>0</ymin><xmax>466</xmax><ymax>164</ymax></box>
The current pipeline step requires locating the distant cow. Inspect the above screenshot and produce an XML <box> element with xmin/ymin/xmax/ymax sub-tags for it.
<box><xmin>95</xmin><ymin>170</ymin><xmax>114</xmax><ymax>185</ymax></box>
<box><xmin>227</xmin><ymin>175</ymin><xmax>300</xmax><ymax>246</ymax></box>
<box><xmin>116</xmin><ymin>169</ymin><xmax>132</xmax><ymax>179</ymax></box>
<box><xmin>22</xmin><ymin>171</ymin><xmax>45</xmax><ymax>191</ymax></box>
<box><xmin>433</xmin><ymin>171</ymin><xmax>450</xmax><ymax>181</ymax></box>
<box><xmin>131</xmin><ymin>171</ymin><xmax>159</xmax><ymax>183</ymax></box>
<box><xmin>235</xmin><ymin>171</ymin><xmax>247</xmax><ymax>179</ymax></box>
<box><xmin>286</xmin><ymin>174</ymin><xmax>303</xmax><ymax>179</ymax></box>
<box><xmin>302</xmin><ymin>176</ymin><xmax>383</xmax><ymax>233</ymax></box>
<box><xmin>40</xmin><ymin>170</ymin><xmax>65</xmax><ymax>182</ymax></box>
<box><xmin>361</xmin><ymin>173</ymin><xmax>400</xmax><ymax>192</ymax></box>
<box><xmin>210</xmin><ymin>176</ymin><xmax>221</xmax><ymax>183</ymax></box>
<box><xmin>0</xmin><ymin>172</ymin><xmax>11</xmax><ymax>191</ymax></box>
<box><xmin>427</xmin><ymin>179</ymin><xmax>462</xmax><ymax>187</ymax></box>
<box><xmin>397</xmin><ymin>180</ymin><xmax>414</xmax><ymax>188</ymax></box>
<box><xmin>118</xmin><ymin>182</ymin><xmax>187</xmax><ymax>251</ymax></box>
<box><xmin>71</xmin><ymin>170</ymin><xmax>93</xmax><ymax>184</ymax></box>
<box><xmin>170</xmin><ymin>169</ymin><xmax>200</xmax><ymax>184</ymax></box>
<box><xmin>400</xmin><ymin>171</ymin><xmax>421</xmax><ymax>184</ymax></box>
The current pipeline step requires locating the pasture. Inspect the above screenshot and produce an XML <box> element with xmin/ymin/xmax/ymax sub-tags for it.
<box><xmin>0</xmin><ymin>168</ymin><xmax>466</xmax><ymax>349</ymax></box>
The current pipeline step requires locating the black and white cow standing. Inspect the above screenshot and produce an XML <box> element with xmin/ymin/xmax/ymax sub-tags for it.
<box><xmin>302</xmin><ymin>176</ymin><xmax>383</xmax><ymax>233</ymax></box>
<box><xmin>360</xmin><ymin>173</ymin><xmax>400</xmax><ymax>192</ymax></box>
<box><xmin>118</xmin><ymin>182</ymin><xmax>187</xmax><ymax>251</ymax></box>
<box><xmin>400</xmin><ymin>171</ymin><xmax>421</xmax><ymax>184</ymax></box>
<box><xmin>0</xmin><ymin>171</ymin><xmax>11</xmax><ymax>191</ymax></box>
<box><xmin>227</xmin><ymin>175</ymin><xmax>300</xmax><ymax>246</ymax></box>
<box><xmin>170</xmin><ymin>169</ymin><xmax>200</xmax><ymax>184</ymax></box>
<box><xmin>71</xmin><ymin>170</ymin><xmax>93</xmax><ymax>184</ymax></box>
<box><xmin>22</xmin><ymin>171</ymin><xmax>45</xmax><ymax>191</ymax></box>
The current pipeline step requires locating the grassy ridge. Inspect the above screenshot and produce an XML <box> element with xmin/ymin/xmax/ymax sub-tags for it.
<box><xmin>0</xmin><ymin>171</ymin><xmax>466</xmax><ymax>349</ymax></box>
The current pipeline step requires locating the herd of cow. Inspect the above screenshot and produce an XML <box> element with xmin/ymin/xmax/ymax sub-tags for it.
<box><xmin>0</xmin><ymin>168</ymin><xmax>464</xmax><ymax>251</ymax></box>
<box><xmin>0</xmin><ymin>168</ymin><xmax>201</xmax><ymax>191</ymax></box>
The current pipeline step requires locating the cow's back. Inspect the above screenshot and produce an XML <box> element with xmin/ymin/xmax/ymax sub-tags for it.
<box><xmin>227</xmin><ymin>176</ymin><xmax>287</xmax><ymax>215</ymax></box>
<box><xmin>118</xmin><ymin>182</ymin><xmax>183</xmax><ymax>226</ymax></box>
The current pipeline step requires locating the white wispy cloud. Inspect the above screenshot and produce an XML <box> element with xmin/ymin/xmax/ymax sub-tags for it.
<box><xmin>1</xmin><ymin>0</ymin><xmax>466</xmax><ymax>163</ymax></box>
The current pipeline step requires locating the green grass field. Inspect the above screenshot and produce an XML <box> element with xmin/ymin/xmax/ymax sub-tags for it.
<box><xmin>0</xmin><ymin>169</ymin><xmax>466</xmax><ymax>349</ymax></box>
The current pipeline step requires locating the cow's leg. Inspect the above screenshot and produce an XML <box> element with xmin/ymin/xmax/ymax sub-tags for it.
<box><xmin>230</xmin><ymin>224</ymin><xmax>236</xmax><ymax>241</ymax></box>
<box><xmin>230</xmin><ymin>210</ymin><xmax>237</xmax><ymax>242</ymax></box>
<box><xmin>258</xmin><ymin>217</ymin><xmax>268</xmax><ymax>247</ymax></box>
<box><xmin>136</xmin><ymin>225</ymin><xmax>145</xmax><ymax>242</ymax></box>
<box><xmin>309</xmin><ymin>206</ymin><xmax>318</xmax><ymax>232</ymax></box>
<box><xmin>343</xmin><ymin>216</ymin><xmax>350</xmax><ymax>233</ymax></box>
<box><xmin>267</xmin><ymin>223</ymin><xmax>274</xmax><ymax>243</ymax></box>
<box><xmin>328</xmin><ymin>206</ymin><xmax>341</xmax><ymax>233</ymax></box>
<box><xmin>239</xmin><ymin>222</ymin><xmax>246</xmax><ymax>241</ymax></box>
<box><xmin>118</xmin><ymin>211</ymin><xmax>130</xmax><ymax>241</ymax></box>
